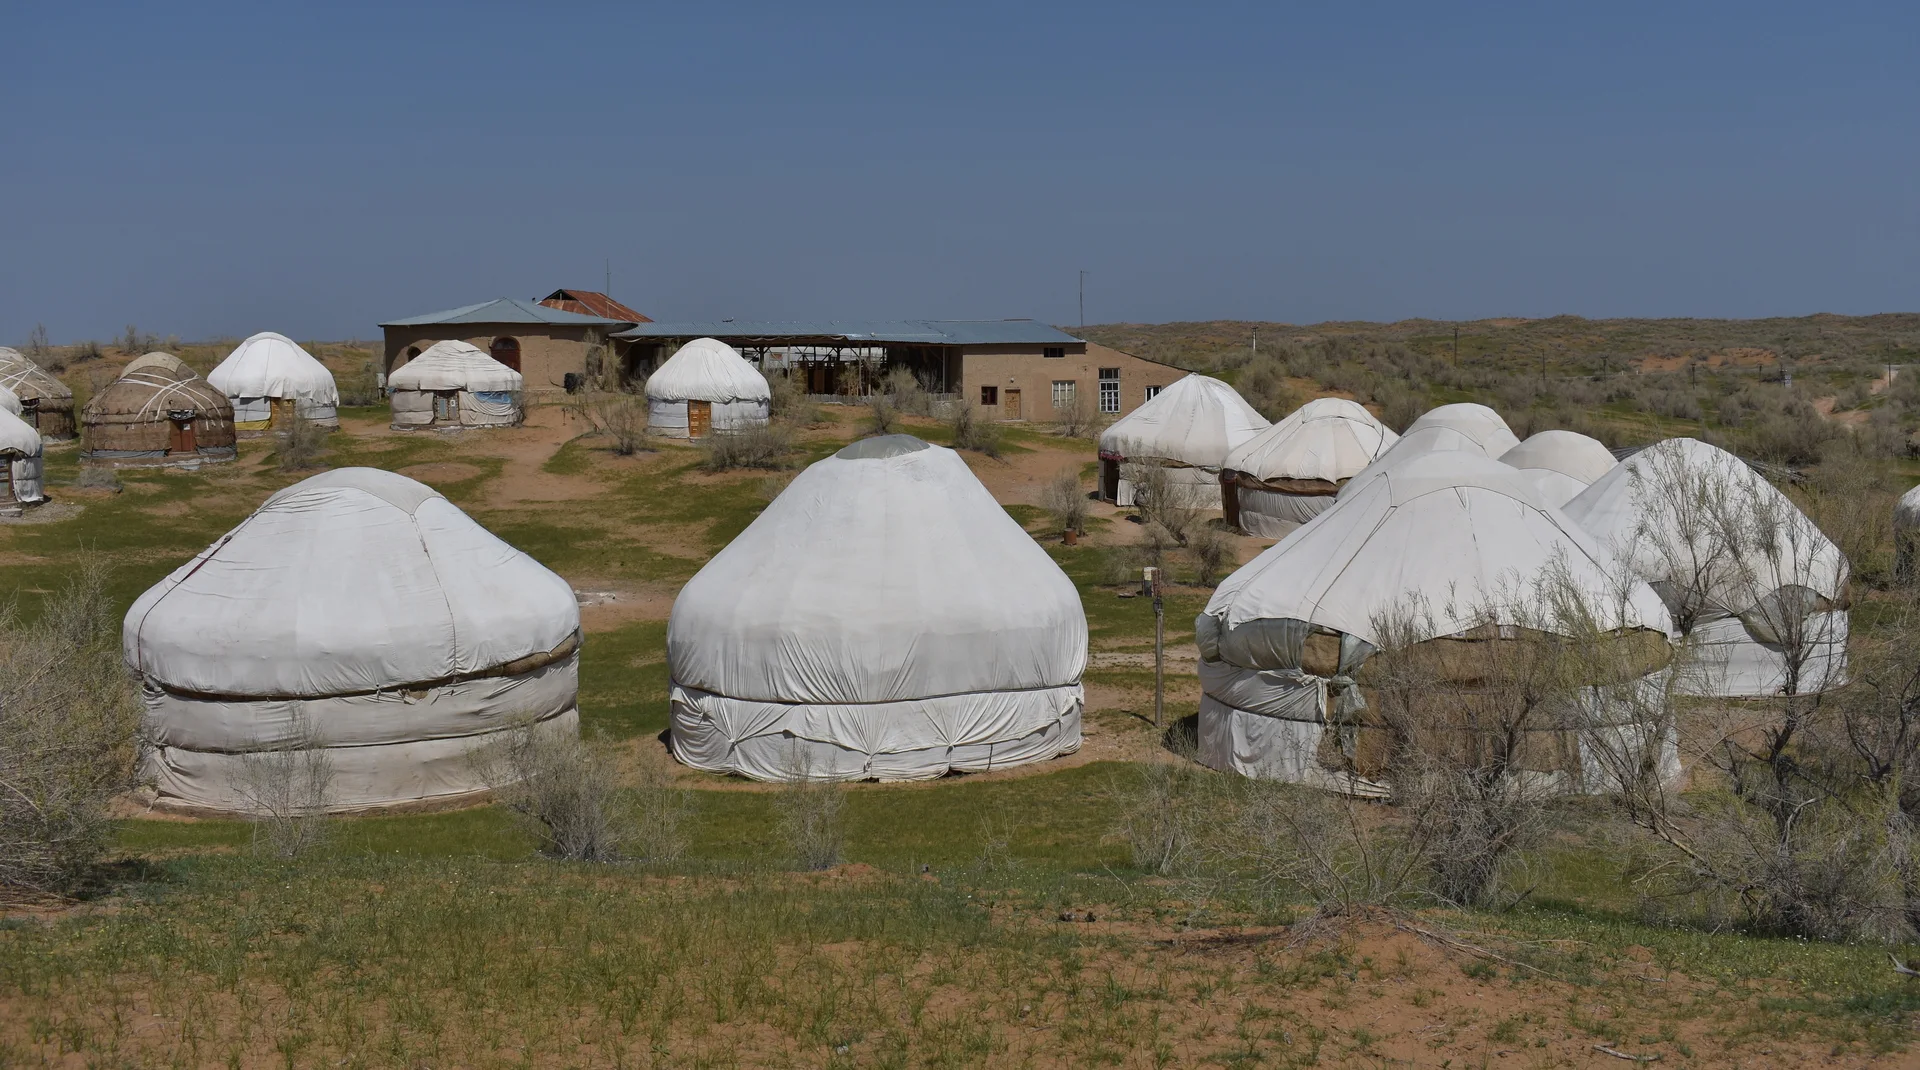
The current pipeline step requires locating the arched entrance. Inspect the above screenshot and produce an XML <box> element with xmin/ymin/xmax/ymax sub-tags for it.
<box><xmin>489</xmin><ymin>337</ymin><xmax>521</xmax><ymax>373</ymax></box>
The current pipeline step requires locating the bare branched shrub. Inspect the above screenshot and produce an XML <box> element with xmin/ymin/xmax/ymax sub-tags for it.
<box><xmin>1188</xmin><ymin>523</ymin><xmax>1232</xmax><ymax>586</ymax></box>
<box><xmin>237</xmin><ymin>711</ymin><xmax>334</xmax><ymax>860</ymax></box>
<box><xmin>336</xmin><ymin>359</ymin><xmax>383</xmax><ymax>407</ymax></box>
<box><xmin>1801</xmin><ymin>437</ymin><xmax>1893</xmax><ymax>588</ymax></box>
<box><xmin>275</xmin><ymin>411</ymin><xmax>329</xmax><ymax>472</ymax></box>
<box><xmin>1113</xmin><ymin>755</ymin><xmax>1217</xmax><ymax>877</ymax></box>
<box><xmin>1054</xmin><ymin>391</ymin><xmax>1104</xmax><ymax>439</ymax></box>
<box><xmin>0</xmin><ymin>560</ymin><xmax>142</xmax><ymax>895</ymax></box>
<box><xmin>882</xmin><ymin>367</ymin><xmax>932</xmax><ymax>417</ymax></box>
<box><xmin>951</xmin><ymin>402</ymin><xmax>1002</xmax><ymax>457</ymax></box>
<box><xmin>865</xmin><ymin>391</ymin><xmax>899</xmax><ymax>437</ymax></box>
<box><xmin>776</xmin><ymin>748</ymin><xmax>846</xmax><ymax>870</ymax></box>
<box><xmin>1218</xmin><ymin>782</ymin><xmax>1428</xmax><ymax>914</ymax></box>
<box><xmin>575</xmin><ymin>391</ymin><xmax>647</xmax><ymax>455</ymax></box>
<box><xmin>1236</xmin><ymin>356</ymin><xmax>1302</xmax><ymax>421</ymax></box>
<box><xmin>1040</xmin><ymin>468</ymin><xmax>1088</xmax><ymax>536</ymax></box>
<box><xmin>767</xmin><ymin>371</ymin><xmax>826</xmax><ymax>426</ymax></box>
<box><xmin>478</xmin><ymin>724</ymin><xmax>642</xmax><ymax>863</ymax></box>
<box><xmin>24</xmin><ymin>324</ymin><xmax>49</xmax><ymax>360</ymax></box>
<box><xmin>1125</xmin><ymin>461</ymin><xmax>1203</xmax><ymax>545</ymax></box>
<box><xmin>702</xmin><ymin>421</ymin><xmax>795</xmax><ymax>472</ymax></box>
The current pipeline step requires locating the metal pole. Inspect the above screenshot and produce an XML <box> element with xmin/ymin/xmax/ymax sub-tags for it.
<box><xmin>1079</xmin><ymin>270</ymin><xmax>1087</xmax><ymax>328</ymax></box>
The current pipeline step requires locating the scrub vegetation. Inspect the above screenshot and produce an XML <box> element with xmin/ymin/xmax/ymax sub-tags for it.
<box><xmin>5</xmin><ymin>321</ymin><xmax>1920</xmax><ymax>1066</ymax></box>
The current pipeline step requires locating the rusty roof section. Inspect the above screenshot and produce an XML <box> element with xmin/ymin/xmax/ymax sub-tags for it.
<box><xmin>539</xmin><ymin>289</ymin><xmax>651</xmax><ymax>323</ymax></box>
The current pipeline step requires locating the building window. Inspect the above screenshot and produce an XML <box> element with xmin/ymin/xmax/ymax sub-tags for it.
<box><xmin>1043</xmin><ymin>346</ymin><xmax>1065</xmax><ymax>359</ymax></box>
<box><xmin>1098</xmin><ymin>368</ymin><xmax>1120</xmax><ymax>414</ymax></box>
<box><xmin>489</xmin><ymin>336</ymin><xmax>522</xmax><ymax>372</ymax></box>
<box><xmin>1052</xmin><ymin>380</ymin><xmax>1076</xmax><ymax>409</ymax></box>
<box><xmin>980</xmin><ymin>385</ymin><xmax>998</xmax><ymax>406</ymax></box>
<box><xmin>1145</xmin><ymin>384</ymin><xmax>1164</xmax><ymax>402</ymax></box>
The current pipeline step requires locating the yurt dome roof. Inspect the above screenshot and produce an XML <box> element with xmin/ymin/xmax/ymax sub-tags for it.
<box><xmin>668</xmin><ymin>437</ymin><xmax>1086</xmax><ymax>706</ymax></box>
<box><xmin>1225</xmin><ymin>397</ymin><xmax>1396</xmax><ymax>482</ymax></box>
<box><xmin>1097</xmin><ymin>374</ymin><xmax>1269</xmax><ymax>467</ymax></box>
<box><xmin>208</xmin><ymin>332</ymin><xmax>339</xmax><ymax>403</ymax></box>
<box><xmin>124</xmin><ymin>352</ymin><xmax>194</xmax><ymax>378</ymax></box>
<box><xmin>1402</xmin><ymin>403</ymin><xmax>1520</xmax><ymax>458</ymax></box>
<box><xmin>1896</xmin><ymin>484</ymin><xmax>1920</xmax><ymax>532</ymax></box>
<box><xmin>645</xmin><ymin>337</ymin><xmax>771</xmax><ymax>404</ymax></box>
<box><xmin>1336</xmin><ymin>423</ymin><xmax>1491</xmax><ymax>501</ymax></box>
<box><xmin>0</xmin><ymin>348</ymin><xmax>73</xmax><ymax>402</ymax></box>
<box><xmin>86</xmin><ymin>359</ymin><xmax>231</xmax><ymax>421</ymax></box>
<box><xmin>1207</xmin><ymin>450</ymin><xmax>1672</xmax><ymax>648</ymax></box>
<box><xmin>388</xmin><ymin>340</ymin><xmax>523</xmax><ymax>393</ymax></box>
<box><xmin>1500</xmin><ymin>430</ymin><xmax>1618</xmax><ymax>508</ymax></box>
<box><xmin>124</xmin><ymin>467</ymin><xmax>578</xmax><ymax>698</ymax></box>
<box><xmin>0</xmin><ymin>407</ymin><xmax>42</xmax><ymax>456</ymax></box>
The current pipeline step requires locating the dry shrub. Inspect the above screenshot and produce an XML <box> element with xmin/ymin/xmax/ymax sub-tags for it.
<box><xmin>1113</xmin><ymin>754</ymin><xmax>1217</xmax><ymax>877</ymax></box>
<box><xmin>477</xmin><ymin>724</ymin><xmax>685</xmax><ymax>863</ymax></box>
<box><xmin>575</xmin><ymin>391</ymin><xmax>648</xmax><ymax>455</ymax></box>
<box><xmin>1053</xmin><ymin>391</ymin><xmax>1104</xmax><ymax>439</ymax></box>
<box><xmin>72</xmin><ymin>468</ymin><xmax>121</xmax><ymax>493</ymax></box>
<box><xmin>1125</xmin><ymin>461</ymin><xmax>1203</xmax><ymax>545</ymax></box>
<box><xmin>702</xmin><ymin>421</ymin><xmax>795</xmax><ymax>472</ymax></box>
<box><xmin>882</xmin><ymin>367</ymin><xmax>932</xmax><ymax>416</ymax></box>
<box><xmin>336</xmin><ymin>359</ymin><xmax>383</xmax><ymax>407</ymax></box>
<box><xmin>1040</xmin><ymin>467</ymin><xmax>1088</xmax><ymax>536</ymax></box>
<box><xmin>0</xmin><ymin>559</ymin><xmax>142</xmax><ymax>895</ymax></box>
<box><xmin>275</xmin><ymin>411</ymin><xmax>329</xmax><ymax>471</ymax></box>
<box><xmin>1237</xmin><ymin>356</ymin><xmax>1302</xmax><ymax>421</ymax></box>
<box><xmin>865</xmin><ymin>392</ymin><xmax>899</xmax><ymax>437</ymax></box>
<box><xmin>236</xmin><ymin>711</ymin><xmax>334</xmax><ymax>860</ymax></box>
<box><xmin>1801</xmin><ymin>436</ymin><xmax>1894</xmax><ymax>588</ymax></box>
<box><xmin>775</xmin><ymin>749</ymin><xmax>845</xmax><ymax>871</ymax></box>
<box><xmin>1188</xmin><ymin>522</ymin><xmax>1232</xmax><ymax>586</ymax></box>
<box><xmin>767</xmin><ymin>370</ymin><xmax>826</xmax><ymax>426</ymax></box>
<box><xmin>950</xmin><ymin>402</ymin><xmax>1002</xmax><ymax>457</ymax></box>
<box><xmin>1219</xmin><ymin>782</ymin><xmax>1428</xmax><ymax>914</ymax></box>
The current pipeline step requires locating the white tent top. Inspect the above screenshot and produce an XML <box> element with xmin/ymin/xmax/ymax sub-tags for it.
<box><xmin>1207</xmin><ymin>450</ymin><xmax>1672</xmax><ymax>647</ymax></box>
<box><xmin>208</xmin><ymin>332</ymin><xmax>339</xmax><ymax>403</ymax></box>
<box><xmin>645</xmin><ymin>337</ymin><xmax>771</xmax><ymax>404</ymax></box>
<box><xmin>1563</xmin><ymin>437</ymin><xmax>1846</xmax><ymax>608</ymax></box>
<box><xmin>1224</xmin><ymin>397</ymin><xmax>1397</xmax><ymax>482</ymax></box>
<box><xmin>1098</xmin><ymin>373</ymin><xmax>1269</xmax><ymax>467</ymax></box>
<box><xmin>668</xmin><ymin>435</ymin><xmax>1086</xmax><ymax>705</ymax></box>
<box><xmin>0</xmin><ymin>384</ymin><xmax>19</xmax><ymax>416</ymax></box>
<box><xmin>0</xmin><ymin>406</ymin><xmax>41</xmax><ymax>456</ymax></box>
<box><xmin>1500</xmin><ymin>430</ymin><xmax>1617</xmax><ymax>508</ymax></box>
<box><xmin>0</xmin><ymin>348</ymin><xmax>72</xmax><ymax>401</ymax></box>
<box><xmin>124</xmin><ymin>467</ymin><xmax>578</xmax><ymax>698</ymax></box>
<box><xmin>1336</xmin><ymin>423</ymin><xmax>1489</xmax><ymax>501</ymax></box>
<box><xmin>1897</xmin><ymin>484</ymin><xmax>1920</xmax><ymax>531</ymax></box>
<box><xmin>125</xmin><ymin>352</ymin><xmax>194</xmax><ymax>379</ymax></box>
<box><xmin>389</xmin><ymin>340</ymin><xmax>523</xmax><ymax>393</ymax></box>
<box><xmin>1403</xmin><ymin>403</ymin><xmax>1520</xmax><ymax>458</ymax></box>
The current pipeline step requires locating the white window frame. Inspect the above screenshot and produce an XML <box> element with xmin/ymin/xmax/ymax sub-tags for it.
<box><xmin>1144</xmin><ymin>385</ymin><xmax>1164</xmax><ymax>402</ymax></box>
<box><xmin>1051</xmin><ymin>380</ymin><xmax>1077</xmax><ymax>409</ymax></box>
<box><xmin>1098</xmin><ymin>368</ymin><xmax>1120</xmax><ymax>414</ymax></box>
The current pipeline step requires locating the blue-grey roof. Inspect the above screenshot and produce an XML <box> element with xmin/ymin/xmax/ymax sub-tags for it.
<box><xmin>613</xmin><ymin>319</ymin><xmax>1083</xmax><ymax>346</ymax></box>
<box><xmin>379</xmin><ymin>297</ymin><xmax>636</xmax><ymax>329</ymax></box>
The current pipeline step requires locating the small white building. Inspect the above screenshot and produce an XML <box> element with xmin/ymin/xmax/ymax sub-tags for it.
<box><xmin>208</xmin><ymin>332</ymin><xmax>340</xmax><ymax>432</ymax></box>
<box><xmin>1222</xmin><ymin>397</ymin><xmax>1397</xmax><ymax>535</ymax></box>
<box><xmin>1096</xmin><ymin>373</ymin><xmax>1268</xmax><ymax>507</ymax></box>
<box><xmin>644</xmin><ymin>337</ymin><xmax>771</xmax><ymax>439</ymax></box>
<box><xmin>387</xmin><ymin>340</ymin><xmax>523</xmax><ymax>430</ymax></box>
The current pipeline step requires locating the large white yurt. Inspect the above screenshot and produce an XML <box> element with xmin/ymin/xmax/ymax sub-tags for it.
<box><xmin>1499</xmin><ymin>430</ymin><xmax>1618</xmax><ymax>508</ymax></box>
<box><xmin>1335</xmin><ymin>423</ymin><xmax>1491</xmax><ymax>502</ymax></box>
<box><xmin>1401</xmin><ymin>403</ymin><xmax>1521</xmax><ymax>458</ymax></box>
<box><xmin>1197</xmin><ymin>451</ymin><xmax>1675</xmax><ymax>795</ymax></box>
<box><xmin>1097</xmin><ymin>373</ymin><xmax>1269</xmax><ymax>507</ymax></box>
<box><xmin>667</xmin><ymin>435</ymin><xmax>1087</xmax><ymax>781</ymax></box>
<box><xmin>1221</xmin><ymin>397</ymin><xmax>1397</xmax><ymax>535</ymax></box>
<box><xmin>388</xmin><ymin>340</ymin><xmax>523</xmax><ymax>430</ymax></box>
<box><xmin>644</xmin><ymin>337</ymin><xmax>772</xmax><ymax>439</ymax></box>
<box><xmin>208</xmin><ymin>332</ymin><xmax>340</xmax><ymax>432</ymax></box>
<box><xmin>124</xmin><ymin>468</ymin><xmax>581</xmax><ymax>813</ymax></box>
<box><xmin>0</xmin><ymin>405</ymin><xmax>46</xmax><ymax>509</ymax></box>
<box><xmin>1564</xmin><ymin>438</ymin><xmax>1848</xmax><ymax>697</ymax></box>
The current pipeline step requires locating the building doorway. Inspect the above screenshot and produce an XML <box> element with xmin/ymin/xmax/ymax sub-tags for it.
<box><xmin>166</xmin><ymin>412</ymin><xmax>197</xmax><ymax>455</ymax></box>
<box><xmin>433</xmin><ymin>392</ymin><xmax>457</xmax><ymax>423</ymax></box>
<box><xmin>687</xmin><ymin>400</ymin><xmax>712</xmax><ymax>439</ymax></box>
<box><xmin>1003</xmin><ymin>388</ymin><xmax>1022</xmax><ymax>421</ymax></box>
<box><xmin>490</xmin><ymin>337</ymin><xmax>522</xmax><ymax>373</ymax></box>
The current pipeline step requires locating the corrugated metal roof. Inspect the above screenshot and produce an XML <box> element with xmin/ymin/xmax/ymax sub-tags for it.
<box><xmin>539</xmin><ymin>289</ymin><xmax>652</xmax><ymax>323</ymax></box>
<box><xmin>379</xmin><ymin>297</ymin><xmax>637</xmax><ymax>329</ymax></box>
<box><xmin>613</xmin><ymin>319</ymin><xmax>1083</xmax><ymax>346</ymax></box>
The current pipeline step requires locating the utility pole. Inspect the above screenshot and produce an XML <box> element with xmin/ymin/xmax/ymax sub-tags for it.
<box><xmin>1078</xmin><ymin>270</ymin><xmax>1087</xmax><ymax>328</ymax></box>
<box><xmin>1252</xmin><ymin>325</ymin><xmax>1258</xmax><ymax>359</ymax></box>
<box><xmin>1452</xmin><ymin>326</ymin><xmax>1459</xmax><ymax>363</ymax></box>
<box><xmin>1146</xmin><ymin>567</ymin><xmax>1165</xmax><ymax>729</ymax></box>
<box><xmin>605</xmin><ymin>259</ymin><xmax>611</xmax><ymax>301</ymax></box>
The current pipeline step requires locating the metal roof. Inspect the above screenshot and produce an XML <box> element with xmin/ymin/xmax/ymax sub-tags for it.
<box><xmin>379</xmin><ymin>297</ymin><xmax>636</xmax><ymax>329</ymax></box>
<box><xmin>539</xmin><ymin>289</ymin><xmax>652</xmax><ymax>323</ymax></box>
<box><xmin>613</xmin><ymin>319</ymin><xmax>1083</xmax><ymax>346</ymax></box>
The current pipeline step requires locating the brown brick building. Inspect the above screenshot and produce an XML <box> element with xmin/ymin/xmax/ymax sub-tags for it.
<box><xmin>379</xmin><ymin>297</ymin><xmax>638</xmax><ymax>395</ymax></box>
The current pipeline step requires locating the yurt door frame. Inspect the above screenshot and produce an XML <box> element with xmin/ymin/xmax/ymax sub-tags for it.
<box><xmin>433</xmin><ymin>391</ymin><xmax>457</xmax><ymax>423</ymax></box>
<box><xmin>687</xmin><ymin>400</ymin><xmax>712</xmax><ymax>440</ymax></box>
<box><xmin>166</xmin><ymin>410</ymin><xmax>198</xmax><ymax>455</ymax></box>
<box><xmin>0</xmin><ymin>449</ymin><xmax>16</xmax><ymax>504</ymax></box>
<box><xmin>271</xmin><ymin>398</ymin><xmax>296</xmax><ymax>427</ymax></box>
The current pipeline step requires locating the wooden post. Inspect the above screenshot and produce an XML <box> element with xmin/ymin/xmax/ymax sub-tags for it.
<box><xmin>1147</xmin><ymin>566</ymin><xmax>1165</xmax><ymax>729</ymax></box>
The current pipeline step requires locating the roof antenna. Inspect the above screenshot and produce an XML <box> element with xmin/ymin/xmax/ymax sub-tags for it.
<box><xmin>605</xmin><ymin>258</ymin><xmax>611</xmax><ymax>301</ymax></box>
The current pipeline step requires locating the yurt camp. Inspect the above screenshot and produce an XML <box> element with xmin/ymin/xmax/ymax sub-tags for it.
<box><xmin>1097</xmin><ymin>373</ymin><xmax>1269</xmax><ymax>507</ymax></box>
<box><xmin>124</xmin><ymin>468</ymin><xmax>582</xmax><ymax>813</ymax></box>
<box><xmin>0</xmin><ymin>347</ymin><xmax>76</xmax><ymax>440</ymax></box>
<box><xmin>667</xmin><ymin>435</ymin><xmax>1087</xmax><ymax>781</ymax></box>
<box><xmin>644</xmin><ymin>337</ymin><xmax>772</xmax><ymax>439</ymax></box>
<box><xmin>0</xmin><ymin>405</ymin><xmax>47</xmax><ymax>513</ymax></box>
<box><xmin>387</xmin><ymin>340</ymin><xmax>523</xmax><ymax>430</ymax></box>
<box><xmin>208</xmin><ymin>332</ymin><xmax>340</xmax><ymax>432</ymax></box>
<box><xmin>1197</xmin><ymin>450</ymin><xmax>1676</xmax><ymax>795</ymax></box>
<box><xmin>1401</xmin><ymin>402</ymin><xmax>1520</xmax><ymax>458</ymax></box>
<box><xmin>1221</xmin><ymin>397</ymin><xmax>1397</xmax><ymax>535</ymax></box>
<box><xmin>81</xmin><ymin>353</ymin><xmax>236</xmax><ymax>465</ymax></box>
<box><xmin>1564</xmin><ymin>437</ymin><xmax>1848</xmax><ymax>697</ymax></box>
<box><xmin>1336</xmin><ymin>403</ymin><xmax>1521</xmax><ymax>502</ymax></box>
<box><xmin>1500</xmin><ymin>430</ymin><xmax>1618</xmax><ymax>508</ymax></box>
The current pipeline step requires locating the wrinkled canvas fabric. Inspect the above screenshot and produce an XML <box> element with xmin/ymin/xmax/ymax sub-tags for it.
<box><xmin>1225</xmin><ymin>397</ymin><xmax>1397</xmax><ymax>484</ymax></box>
<box><xmin>645</xmin><ymin>338</ymin><xmax>772</xmax><ymax>437</ymax></box>
<box><xmin>667</xmin><ymin>436</ymin><xmax>1087</xmax><ymax>780</ymax></box>
<box><xmin>1099</xmin><ymin>374</ymin><xmax>1267</xmax><ymax>504</ymax></box>
<box><xmin>0</xmin><ymin>407</ymin><xmax>44</xmax><ymax>503</ymax></box>
<box><xmin>209</xmin><ymin>332</ymin><xmax>339</xmax><ymax>425</ymax></box>
<box><xmin>389</xmin><ymin>341</ymin><xmax>522</xmax><ymax>393</ymax></box>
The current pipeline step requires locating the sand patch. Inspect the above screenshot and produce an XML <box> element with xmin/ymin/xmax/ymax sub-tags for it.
<box><xmin>397</xmin><ymin>461</ymin><xmax>485</xmax><ymax>485</ymax></box>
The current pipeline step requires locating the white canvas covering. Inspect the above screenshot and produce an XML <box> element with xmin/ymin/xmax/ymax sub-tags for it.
<box><xmin>1098</xmin><ymin>373</ymin><xmax>1269</xmax><ymax>507</ymax></box>
<box><xmin>1197</xmin><ymin>450</ymin><xmax>1674</xmax><ymax>790</ymax></box>
<box><xmin>667</xmin><ymin>435</ymin><xmax>1087</xmax><ymax>781</ymax></box>
<box><xmin>1336</xmin><ymin>424</ymin><xmax>1494</xmax><ymax>502</ymax></box>
<box><xmin>645</xmin><ymin>338</ymin><xmax>772</xmax><ymax>437</ymax></box>
<box><xmin>124</xmin><ymin>467</ymin><xmax>581</xmax><ymax>812</ymax></box>
<box><xmin>388</xmin><ymin>341</ymin><xmax>523</xmax><ymax>429</ymax></box>
<box><xmin>1563</xmin><ymin>437</ymin><xmax>1848</xmax><ymax>697</ymax></box>
<box><xmin>0</xmin><ymin>407</ymin><xmax>45</xmax><ymax>504</ymax></box>
<box><xmin>0</xmin><ymin>385</ymin><xmax>20</xmax><ymax>415</ymax></box>
<box><xmin>1500</xmin><ymin>430</ymin><xmax>1618</xmax><ymax>508</ymax></box>
<box><xmin>209</xmin><ymin>332</ymin><xmax>340</xmax><ymax>428</ymax></box>
<box><xmin>1402</xmin><ymin>403</ymin><xmax>1521</xmax><ymax>458</ymax></box>
<box><xmin>1896</xmin><ymin>485</ymin><xmax>1920</xmax><ymax>581</ymax></box>
<box><xmin>1223</xmin><ymin>398</ymin><xmax>1397</xmax><ymax>534</ymax></box>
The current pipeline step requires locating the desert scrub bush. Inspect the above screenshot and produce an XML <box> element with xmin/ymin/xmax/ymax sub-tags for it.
<box><xmin>865</xmin><ymin>390</ymin><xmax>900</xmax><ymax>436</ymax></box>
<box><xmin>1053</xmin><ymin>391</ymin><xmax>1104</xmax><ymax>439</ymax></box>
<box><xmin>950</xmin><ymin>402</ymin><xmax>1002</xmax><ymax>457</ymax></box>
<box><xmin>881</xmin><ymin>367</ymin><xmax>933</xmax><ymax>416</ymax></box>
<box><xmin>274</xmin><ymin>410</ymin><xmax>329</xmax><ymax>471</ymax></box>
<box><xmin>702</xmin><ymin>421</ymin><xmax>795</xmax><ymax>472</ymax></box>
<box><xmin>1237</xmin><ymin>355</ymin><xmax>1302</xmax><ymax>421</ymax></box>
<box><xmin>766</xmin><ymin>369</ymin><xmax>826</xmax><ymax>426</ymax></box>
<box><xmin>1113</xmin><ymin>749</ymin><xmax>1219</xmax><ymax>877</ymax></box>
<box><xmin>1040</xmin><ymin>467</ymin><xmax>1088</xmax><ymax>537</ymax></box>
<box><xmin>477</xmin><ymin>725</ymin><xmax>646</xmax><ymax>863</ymax></box>
<box><xmin>1125</xmin><ymin>462</ymin><xmax>1203</xmax><ymax>545</ymax></box>
<box><xmin>70</xmin><ymin>467</ymin><xmax>121</xmax><ymax>493</ymax></box>
<box><xmin>0</xmin><ymin>558</ymin><xmax>142</xmax><ymax>895</ymax></box>
<box><xmin>575</xmin><ymin>390</ymin><xmax>648</xmax><ymax>455</ymax></box>
<box><xmin>336</xmin><ymin>359</ymin><xmax>383</xmax><ymax>407</ymax></box>
<box><xmin>236</xmin><ymin>711</ymin><xmax>334</xmax><ymax>859</ymax></box>
<box><xmin>1218</xmin><ymin>780</ymin><xmax>1428</xmax><ymax>915</ymax></box>
<box><xmin>1187</xmin><ymin>522</ymin><xmax>1232</xmax><ymax>585</ymax></box>
<box><xmin>776</xmin><ymin>751</ymin><xmax>846</xmax><ymax>870</ymax></box>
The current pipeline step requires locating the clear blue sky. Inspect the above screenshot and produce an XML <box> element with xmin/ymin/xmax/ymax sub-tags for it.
<box><xmin>4</xmin><ymin>1</ymin><xmax>1915</xmax><ymax>343</ymax></box>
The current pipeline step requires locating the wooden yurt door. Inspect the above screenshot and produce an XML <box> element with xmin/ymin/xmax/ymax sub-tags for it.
<box><xmin>433</xmin><ymin>392</ymin><xmax>456</xmax><ymax>423</ymax></box>
<box><xmin>687</xmin><ymin>400</ymin><xmax>712</xmax><ymax>440</ymax></box>
<box><xmin>271</xmin><ymin>398</ymin><xmax>295</xmax><ymax>427</ymax></box>
<box><xmin>168</xmin><ymin>418</ymin><xmax>197</xmax><ymax>455</ymax></box>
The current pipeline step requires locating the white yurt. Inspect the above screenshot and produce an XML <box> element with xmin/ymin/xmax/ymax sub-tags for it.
<box><xmin>388</xmin><ymin>340</ymin><xmax>523</xmax><ymax>430</ymax></box>
<box><xmin>1198</xmin><ymin>451</ymin><xmax>1675</xmax><ymax>795</ymax></box>
<box><xmin>667</xmin><ymin>435</ymin><xmax>1087</xmax><ymax>781</ymax></box>
<box><xmin>644</xmin><ymin>337</ymin><xmax>772</xmax><ymax>439</ymax></box>
<box><xmin>1499</xmin><ymin>430</ymin><xmax>1618</xmax><ymax>508</ymax></box>
<box><xmin>124</xmin><ymin>468</ymin><xmax>581</xmax><ymax>813</ymax></box>
<box><xmin>1402</xmin><ymin>403</ymin><xmax>1520</xmax><ymax>458</ymax></box>
<box><xmin>1335</xmin><ymin>423</ymin><xmax>1493</xmax><ymax>502</ymax></box>
<box><xmin>0</xmin><ymin>383</ymin><xmax>20</xmax><ymax>415</ymax></box>
<box><xmin>1896</xmin><ymin>484</ymin><xmax>1920</xmax><ymax>582</ymax></box>
<box><xmin>1221</xmin><ymin>397</ymin><xmax>1398</xmax><ymax>535</ymax></box>
<box><xmin>1564</xmin><ymin>438</ymin><xmax>1848</xmax><ymax>697</ymax></box>
<box><xmin>1097</xmin><ymin>373</ymin><xmax>1269</xmax><ymax>507</ymax></box>
<box><xmin>0</xmin><ymin>405</ymin><xmax>46</xmax><ymax>508</ymax></box>
<box><xmin>208</xmin><ymin>332</ymin><xmax>340</xmax><ymax>432</ymax></box>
